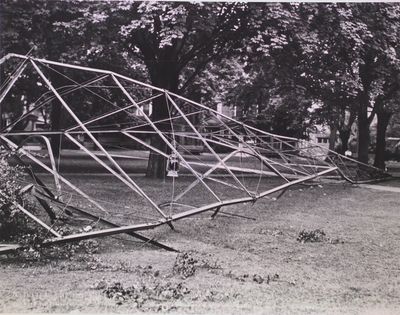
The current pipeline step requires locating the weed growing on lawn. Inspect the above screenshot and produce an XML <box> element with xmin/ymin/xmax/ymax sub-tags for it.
<box><xmin>101</xmin><ymin>281</ymin><xmax>190</xmax><ymax>308</ymax></box>
<box><xmin>297</xmin><ymin>229</ymin><xmax>327</xmax><ymax>243</ymax></box>
<box><xmin>297</xmin><ymin>229</ymin><xmax>345</xmax><ymax>244</ymax></box>
<box><xmin>173</xmin><ymin>252</ymin><xmax>198</xmax><ymax>278</ymax></box>
<box><xmin>202</xmin><ymin>290</ymin><xmax>238</xmax><ymax>302</ymax></box>
<box><xmin>172</xmin><ymin>251</ymin><xmax>222</xmax><ymax>279</ymax></box>
<box><xmin>224</xmin><ymin>271</ymin><xmax>279</xmax><ymax>284</ymax></box>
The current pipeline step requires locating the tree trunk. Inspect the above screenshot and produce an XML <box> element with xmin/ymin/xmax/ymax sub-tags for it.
<box><xmin>145</xmin><ymin>94</ymin><xmax>172</xmax><ymax>178</ymax></box>
<box><xmin>357</xmin><ymin>51</ymin><xmax>376</xmax><ymax>165</ymax></box>
<box><xmin>357</xmin><ymin>92</ymin><xmax>370</xmax><ymax>164</ymax></box>
<box><xmin>46</xmin><ymin>56</ymin><xmax>69</xmax><ymax>157</ymax></box>
<box><xmin>146</xmin><ymin>67</ymin><xmax>179</xmax><ymax>178</ymax></box>
<box><xmin>328</xmin><ymin>124</ymin><xmax>337</xmax><ymax>151</ymax></box>
<box><xmin>337</xmin><ymin>108</ymin><xmax>356</xmax><ymax>154</ymax></box>
<box><xmin>146</xmin><ymin>135</ymin><xmax>169</xmax><ymax>178</ymax></box>
<box><xmin>374</xmin><ymin>110</ymin><xmax>391</xmax><ymax>170</ymax></box>
<box><xmin>338</xmin><ymin>129</ymin><xmax>351</xmax><ymax>154</ymax></box>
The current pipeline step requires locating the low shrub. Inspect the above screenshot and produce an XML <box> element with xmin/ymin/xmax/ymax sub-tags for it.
<box><xmin>0</xmin><ymin>153</ymin><xmax>30</xmax><ymax>241</ymax></box>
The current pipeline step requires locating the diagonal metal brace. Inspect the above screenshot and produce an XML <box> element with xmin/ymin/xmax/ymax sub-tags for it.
<box><xmin>35</xmin><ymin>191</ymin><xmax>178</xmax><ymax>252</ymax></box>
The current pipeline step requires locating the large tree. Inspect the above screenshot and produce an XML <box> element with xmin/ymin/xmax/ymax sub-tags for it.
<box><xmin>2</xmin><ymin>1</ymin><xmax>400</xmax><ymax>172</ymax></box>
<box><xmin>117</xmin><ymin>2</ymin><xmax>250</xmax><ymax>177</ymax></box>
<box><xmin>342</xmin><ymin>4</ymin><xmax>400</xmax><ymax>164</ymax></box>
<box><xmin>265</xmin><ymin>3</ymin><xmax>400</xmax><ymax>164</ymax></box>
<box><xmin>56</xmin><ymin>1</ymin><xmax>253</xmax><ymax>177</ymax></box>
<box><xmin>372</xmin><ymin>75</ymin><xmax>400</xmax><ymax>169</ymax></box>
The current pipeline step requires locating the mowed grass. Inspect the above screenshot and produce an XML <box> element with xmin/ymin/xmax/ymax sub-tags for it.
<box><xmin>0</xmin><ymin>176</ymin><xmax>399</xmax><ymax>314</ymax></box>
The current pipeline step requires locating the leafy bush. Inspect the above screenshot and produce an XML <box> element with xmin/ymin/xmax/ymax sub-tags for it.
<box><xmin>0</xmin><ymin>154</ymin><xmax>29</xmax><ymax>241</ymax></box>
<box><xmin>0</xmin><ymin>149</ymin><xmax>104</xmax><ymax>262</ymax></box>
<box><xmin>0</xmin><ymin>150</ymin><xmax>43</xmax><ymax>242</ymax></box>
<box><xmin>0</xmin><ymin>156</ymin><xmax>22</xmax><ymax>205</ymax></box>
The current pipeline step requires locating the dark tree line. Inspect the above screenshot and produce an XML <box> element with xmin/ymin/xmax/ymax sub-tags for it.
<box><xmin>1</xmin><ymin>1</ymin><xmax>400</xmax><ymax>176</ymax></box>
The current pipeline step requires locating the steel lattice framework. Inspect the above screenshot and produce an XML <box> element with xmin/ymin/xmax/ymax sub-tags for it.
<box><xmin>0</xmin><ymin>53</ymin><xmax>389</xmax><ymax>253</ymax></box>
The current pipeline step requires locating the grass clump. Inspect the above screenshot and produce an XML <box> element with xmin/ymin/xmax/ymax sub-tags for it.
<box><xmin>297</xmin><ymin>229</ymin><xmax>326</xmax><ymax>243</ymax></box>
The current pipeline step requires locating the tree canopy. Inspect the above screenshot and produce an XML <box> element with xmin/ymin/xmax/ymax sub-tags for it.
<box><xmin>1</xmin><ymin>1</ymin><xmax>400</xmax><ymax>173</ymax></box>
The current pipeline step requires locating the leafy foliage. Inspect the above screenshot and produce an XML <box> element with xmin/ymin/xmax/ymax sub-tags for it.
<box><xmin>0</xmin><ymin>151</ymin><xmax>29</xmax><ymax>240</ymax></box>
<box><xmin>297</xmin><ymin>229</ymin><xmax>326</xmax><ymax>243</ymax></box>
<box><xmin>1</xmin><ymin>2</ymin><xmax>400</xmax><ymax>168</ymax></box>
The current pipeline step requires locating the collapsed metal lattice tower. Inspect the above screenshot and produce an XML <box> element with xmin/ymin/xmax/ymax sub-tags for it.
<box><xmin>0</xmin><ymin>53</ymin><xmax>389</xmax><ymax>253</ymax></box>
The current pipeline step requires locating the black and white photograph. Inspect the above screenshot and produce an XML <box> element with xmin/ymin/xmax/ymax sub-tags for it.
<box><xmin>0</xmin><ymin>1</ymin><xmax>399</xmax><ymax>314</ymax></box>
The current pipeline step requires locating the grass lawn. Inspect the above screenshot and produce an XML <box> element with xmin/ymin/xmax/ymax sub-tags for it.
<box><xmin>0</xmin><ymin>176</ymin><xmax>399</xmax><ymax>314</ymax></box>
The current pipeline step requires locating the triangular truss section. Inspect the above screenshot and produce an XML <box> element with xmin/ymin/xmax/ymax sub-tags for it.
<box><xmin>0</xmin><ymin>53</ymin><xmax>389</xmax><ymax>254</ymax></box>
